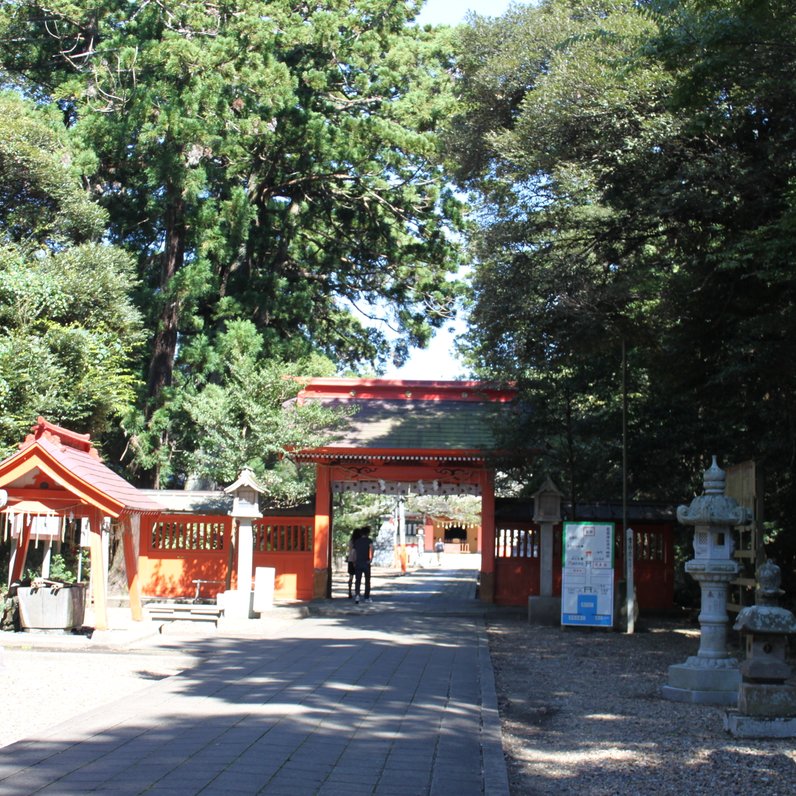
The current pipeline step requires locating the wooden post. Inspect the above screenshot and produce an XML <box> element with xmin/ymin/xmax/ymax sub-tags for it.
<box><xmin>480</xmin><ymin>469</ymin><xmax>496</xmax><ymax>603</ymax></box>
<box><xmin>90</xmin><ymin>510</ymin><xmax>108</xmax><ymax>631</ymax></box>
<box><xmin>122</xmin><ymin>515</ymin><xmax>143</xmax><ymax>621</ymax></box>
<box><xmin>314</xmin><ymin>464</ymin><xmax>332</xmax><ymax>599</ymax></box>
<box><xmin>42</xmin><ymin>539</ymin><xmax>53</xmax><ymax>579</ymax></box>
<box><xmin>225</xmin><ymin>518</ymin><xmax>236</xmax><ymax>590</ymax></box>
<box><xmin>10</xmin><ymin>516</ymin><xmax>33</xmax><ymax>583</ymax></box>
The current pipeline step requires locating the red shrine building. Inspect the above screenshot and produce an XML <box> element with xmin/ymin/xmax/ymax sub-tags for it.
<box><xmin>0</xmin><ymin>418</ymin><xmax>163</xmax><ymax>629</ymax></box>
<box><xmin>0</xmin><ymin>378</ymin><xmax>676</xmax><ymax>623</ymax></box>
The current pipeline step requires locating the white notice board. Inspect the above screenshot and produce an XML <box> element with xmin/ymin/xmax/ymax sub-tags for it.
<box><xmin>561</xmin><ymin>521</ymin><xmax>615</xmax><ymax>628</ymax></box>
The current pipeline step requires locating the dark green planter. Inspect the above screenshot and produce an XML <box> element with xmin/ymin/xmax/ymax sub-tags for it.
<box><xmin>17</xmin><ymin>583</ymin><xmax>87</xmax><ymax>632</ymax></box>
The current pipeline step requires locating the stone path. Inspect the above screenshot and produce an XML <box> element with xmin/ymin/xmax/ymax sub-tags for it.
<box><xmin>0</xmin><ymin>558</ymin><xmax>509</xmax><ymax>795</ymax></box>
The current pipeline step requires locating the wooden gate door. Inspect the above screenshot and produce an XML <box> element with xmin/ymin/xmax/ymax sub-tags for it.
<box><xmin>252</xmin><ymin>516</ymin><xmax>315</xmax><ymax>601</ymax></box>
<box><xmin>631</xmin><ymin>524</ymin><xmax>674</xmax><ymax>612</ymax></box>
<box><xmin>139</xmin><ymin>514</ymin><xmax>231</xmax><ymax>599</ymax></box>
<box><xmin>494</xmin><ymin>523</ymin><xmax>540</xmax><ymax>605</ymax></box>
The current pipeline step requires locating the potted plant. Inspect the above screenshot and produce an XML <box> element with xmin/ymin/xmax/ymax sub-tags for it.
<box><xmin>16</xmin><ymin>553</ymin><xmax>87</xmax><ymax>632</ymax></box>
<box><xmin>1</xmin><ymin>584</ymin><xmax>18</xmax><ymax>631</ymax></box>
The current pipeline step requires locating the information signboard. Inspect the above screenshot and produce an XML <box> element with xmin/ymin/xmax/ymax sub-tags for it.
<box><xmin>561</xmin><ymin>521</ymin><xmax>615</xmax><ymax>628</ymax></box>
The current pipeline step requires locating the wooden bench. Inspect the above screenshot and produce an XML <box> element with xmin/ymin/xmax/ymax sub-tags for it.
<box><xmin>145</xmin><ymin>602</ymin><xmax>224</xmax><ymax>623</ymax></box>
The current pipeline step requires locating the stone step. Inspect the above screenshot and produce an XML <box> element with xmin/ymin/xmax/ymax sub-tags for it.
<box><xmin>145</xmin><ymin>602</ymin><xmax>223</xmax><ymax>622</ymax></box>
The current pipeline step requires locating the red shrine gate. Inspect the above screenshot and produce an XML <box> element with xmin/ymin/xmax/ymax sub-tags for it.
<box><xmin>137</xmin><ymin>378</ymin><xmax>676</xmax><ymax>611</ymax></box>
<box><xmin>0</xmin><ymin>387</ymin><xmax>676</xmax><ymax>614</ymax></box>
<box><xmin>289</xmin><ymin>378</ymin><xmax>530</xmax><ymax>601</ymax></box>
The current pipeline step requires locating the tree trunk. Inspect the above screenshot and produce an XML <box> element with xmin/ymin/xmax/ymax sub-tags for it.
<box><xmin>146</xmin><ymin>187</ymin><xmax>185</xmax><ymax>404</ymax></box>
<box><xmin>140</xmin><ymin>185</ymin><xmax>185</xmax><ymax>488</ymax></box>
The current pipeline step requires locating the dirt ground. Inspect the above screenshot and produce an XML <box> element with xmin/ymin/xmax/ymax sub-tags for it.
<box><xmin>487</xmin><ymin>615</ymin><xmax>796</xmax><ymax>795</ymax></box>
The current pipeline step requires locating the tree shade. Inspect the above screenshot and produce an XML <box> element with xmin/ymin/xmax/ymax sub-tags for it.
<box><xmin>448</xmin><ymin>0</ymin><xmax>796</xmax><ymax>587</ymax></box>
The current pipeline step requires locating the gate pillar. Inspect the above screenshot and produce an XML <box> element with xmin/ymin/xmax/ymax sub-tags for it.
<box><xmin>480</xmin><ymin>469</ymin><xmax>496</xmax><ymax>603</ymax></box>
<box><xmin>314</xmin><ymin>464</ymin><xmax>332</xmax><ymax>599</ymax></box>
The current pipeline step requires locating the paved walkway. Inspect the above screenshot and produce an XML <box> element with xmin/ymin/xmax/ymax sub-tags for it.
<box><xmin>0</xmin><ymin>558</ymin><xmax>509</xmax><ymax>795</ymax></box>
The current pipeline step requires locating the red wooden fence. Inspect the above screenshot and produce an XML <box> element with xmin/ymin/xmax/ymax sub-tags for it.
<box><xmin>139</xmin><ymin>514</ymin><xmax>314</xmax><ymax>601</ymax></box>
<box><xmin>494</xmin><ymin>521</ymin><xmax>673</xmax><ymax>611</ymax></box>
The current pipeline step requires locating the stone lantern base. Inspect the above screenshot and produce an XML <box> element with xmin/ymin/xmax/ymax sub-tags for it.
<box><xmin>662</xmin><ymin>656</ymin><xmax>740</xmax><ymax>706</ymax></box>
<box><xmin>738</xmin><ymin>682</ymin><xmax>796</xmax><ymax>716</ymax></box>
<box><xmin>527</xmin><ymin>595</ymin><xmax>561</xmax><ymax>626</ymax></box>
<box><xmin>724</xmin><ymin>711</ymin><xmax>796</xmax><ymax>739</ymax></box>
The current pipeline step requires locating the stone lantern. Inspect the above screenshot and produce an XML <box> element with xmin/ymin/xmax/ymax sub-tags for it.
<box><xmin>226</xmin><ymin>467</ymin><xmax>264</xmax><ymax>518</ymax></box>
<box><xmin>223</xmin><ymin>467</ymin><xmax>265</xmax><ymax>620</ymax></box>
<box><xmin>662</xmin><ymin>456</ymin><xmax>752</xmax><ymax>705</ymax></box>
<box><xmin>528</xmin><ymin>476</ymin><xmax>563</xmax><ymax>625</ymax></box>
<box><xmin>725</xmin><ymin>560</ymin><xmax>796</xmax><ymax>737</ymax></box>
<box><xmin>533</xmin><ymin>476</ymin><xmax>563</xmax><ymax>524</ymax></box>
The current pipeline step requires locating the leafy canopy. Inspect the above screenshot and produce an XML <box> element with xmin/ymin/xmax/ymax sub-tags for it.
<box><xmin>448</xmin><ymin>0</ymin><xmax>796</xmax><ymax>530</ymax></box>
<box><xmin>0</xmin><ymin>91</ymin><xmax>143</xmax><ymax>450</ymax></box>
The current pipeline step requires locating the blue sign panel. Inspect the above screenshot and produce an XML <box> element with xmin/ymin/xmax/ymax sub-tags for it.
<box><xmin>561</xmin><ymin>522</ymin><xmax>615</xmax><ymax>628</ymax></box>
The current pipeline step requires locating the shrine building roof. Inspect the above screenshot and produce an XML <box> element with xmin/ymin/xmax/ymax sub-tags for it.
<box><xmin>0</xmin><ymin>417</ymin><xmax>163</xmax><ymax>517</ymax></box>
<box><xmin>289</xmin><ymin>378</ymin><xmax>536</xmax><ymax>463</ymax></box>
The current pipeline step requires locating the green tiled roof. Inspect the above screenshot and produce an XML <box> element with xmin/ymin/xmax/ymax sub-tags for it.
<box><xmin>322</xmin><ymin>399</ymin><xmax>524</xmax><ymax>452</ymax></box>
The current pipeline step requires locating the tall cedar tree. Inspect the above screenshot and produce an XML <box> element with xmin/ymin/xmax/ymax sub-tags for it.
<box><xmin>0</xmin><ymin>1</ymin><xmax>463</xmax><ymax>484</ymax></box>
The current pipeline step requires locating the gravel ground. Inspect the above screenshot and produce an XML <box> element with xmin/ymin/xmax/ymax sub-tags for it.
<box><xmin>0</xmin><ymin>645</ymin><xmax>193</xmax><ymax>749</ymax></box>
<box><xmin>3</xmin><ymin>603</ymin><xmax>795</xmax><ymax>795</ymax></box>
<box><xmin>487</xmin><ymin>616</ymin><xmax>796</xmax><ymax>796</ymax></box>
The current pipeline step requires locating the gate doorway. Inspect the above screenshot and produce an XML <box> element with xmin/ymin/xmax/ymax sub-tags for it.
<box><xmin>287</xmin><ymin>378</ymin><xmax>539</xmax><ymax>602</ymax></box>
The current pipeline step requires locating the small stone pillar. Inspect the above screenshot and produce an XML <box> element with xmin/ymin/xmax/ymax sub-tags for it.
<box><xmin>528</xmin><ymin>476</ymin><xmax>562</xmax><ymax>625</ymax></box>
<box><xmin>223</xmin><ymin>468</ymin><xmax>265</xmax><ymax>620</ymax></box>
<box><xmin>725</xmin><ymin>560</ymin><xmax>796</xmax><ymax>737</ymax></box>
<box><xmin>662</xmin><ymin>456</ymin><xmax>751</xmax><ymax>705</ymax></box>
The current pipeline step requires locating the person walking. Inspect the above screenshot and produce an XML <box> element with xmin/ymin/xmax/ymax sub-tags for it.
<box><xmin>353</xmin><ymin>526</ymin><xmax>374</xmax><ymax>604</ymax></box>
<box><xmin>435</xmin><ymin>537</ymin><xmax>444</xmax><ymax>566</ymax></box>
<box><xmin>346</xmin><ymin>528</ymin><xmax>361</xmax><ymax>599</ymax></box>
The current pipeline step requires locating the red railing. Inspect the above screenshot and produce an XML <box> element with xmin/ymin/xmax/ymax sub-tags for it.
<box><xmin>148</xmin><ymin>515</ymin><xmax>228</xmax><ymax>552</ymax></box>
<box><xmin>139</xmin><ymin>514</ymin><xmax>314</xmax><ymax>600</ymax></box>
<box><xmin>253</xmin><ymin>520</ymin><xmax>313</xmax><ymax>553</ymax></box>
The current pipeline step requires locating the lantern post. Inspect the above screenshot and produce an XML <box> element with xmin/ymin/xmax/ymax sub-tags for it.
<box><xmin>663</xmin><ymin>456</ymin><xmax>751</xmax><ymax>705</ymax></box>
<box><xmin>223</xmin><ymin>468</ymin><xmax>265</xmax><ymax>620</ymax></box>
<box><xmin>528</xmin><ymin>476</ymin><xmax>563</xmax><ymax>625</ymax></box>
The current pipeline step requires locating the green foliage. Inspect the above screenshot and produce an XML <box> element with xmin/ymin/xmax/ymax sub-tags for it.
<box><xmin>120</xmin><ymin>323</ymin><xmax>345</xmax><ymax>500</ymax></box>
<box><xmin>48</xmin><ymin>553</ymin><xmax>79</xmax><ymax>584</ymax></box>
<box><xmin>0</xmin><ymin>92</ymin><xmax>104</xmax><ymax>245</ymax></box>
<box><xmin>0</xmin><ymin>0</ymin><xmax>464</xmax><ymax>370</ymax></box>
<box><xmin>450</xmin><ymin>0</ymin><xmax>679</xmax><ymax>501</ymax></box>
<box><xmin>450</xmin><ymin>0</ymin><xmax>796</xmax><ymax>583</ymax></box>
<box><xmin>405</xmin><ymin>494</ymin><xmax>481</xmax><ymax>527</ymax></box>
<box><xmin>0</xmin><ymin>92</ymin><xmax>143</xmax><ymax>452</ymax></box>
<box><xmin>0</xmin><ymin>2</ymin><xmax>466</xmax><ymax>484</ymax></box>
